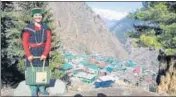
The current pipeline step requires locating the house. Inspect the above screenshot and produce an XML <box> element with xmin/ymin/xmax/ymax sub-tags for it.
<box><xmin>60</xmin><ymin>62</ymin><xmax>73</xmax><ymax>71</ymax></box>
<box><xmin>73</xmin><ymin>72</ymin><xmax>97</xmax><ymax>84</ymax></box>
<box><xmin>79</xmin><ymin>61</ymin><xmax>100</xmax><ymax>72</ymax></box>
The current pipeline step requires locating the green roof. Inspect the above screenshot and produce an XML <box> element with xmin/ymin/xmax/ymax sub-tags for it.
<box><xmin>74</xmin><ymin>72</ymin><xmax>96</xmax><ymax>80</ymax></box>
<box><xmin>64</xmin><ymin>53</ymin><xmax>77</xmax><ymax>59</ymax></box>
<box><xmin>79</xmin><ymin>61</ymin><xmax>99</xmax><ymax>70</ymax></box>
<box><xmin>61</xmin><ymin>63</ymin><xmax>73</xmax><ymax>70</ymax></box>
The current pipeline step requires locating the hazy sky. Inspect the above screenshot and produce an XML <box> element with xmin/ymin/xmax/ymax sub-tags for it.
<box><xmin>86</xmin><ymin>2</ymin><xmax>143</xmax><ymax>20</ymax></box>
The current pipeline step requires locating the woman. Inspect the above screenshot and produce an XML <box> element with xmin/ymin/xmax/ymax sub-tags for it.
<box><xmin>22</xmin><ymin>8</ymin><xmax>51</xmax><ymax>96</ymax></box>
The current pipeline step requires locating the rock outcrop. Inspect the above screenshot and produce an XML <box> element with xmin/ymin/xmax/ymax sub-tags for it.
<box><xmin>156</xmin><ymin>56</ymin><xmax>176</xmax><ymax>96</ymax></box>
<box><xmin>13</xmin><ymin>79</ymin><xmax>66</xmax><ymax>96</ymax></box>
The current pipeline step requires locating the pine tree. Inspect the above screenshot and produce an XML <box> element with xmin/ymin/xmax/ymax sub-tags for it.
<box><xmin>1</xmin><ymin>1</ymin><xmax>25</xmax><ymax>87</ymax></box>
<box><xmin>1</xmin><ymin>1</ymin><xmax>14</xmax><ymax>68</ymax></box>
<box><xmin>128</xmin><ymin>2</ymin><xmax>176</xmax><ymax>55</ymax></box>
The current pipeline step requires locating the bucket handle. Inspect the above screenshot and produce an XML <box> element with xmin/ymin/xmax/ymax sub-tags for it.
<box><xmin>29</xmin><ymin>56</ymin><xmax>46</xmax><ymax>72</ymax></box>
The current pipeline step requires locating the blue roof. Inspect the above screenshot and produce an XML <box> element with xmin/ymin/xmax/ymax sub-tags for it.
<box><xmin>64</xmin><ymin>53</ymin><xmax>77</xmax><ymax>59</ymax></box>
<box><xmin>106</xmin><ymin>67</ymin><xmax>113</xmax><ymax>73</ymax></box>
<box><xmin>61</xmin><ymin>63</ymin><xmax>73</xmax><ymax>70</ymax></box>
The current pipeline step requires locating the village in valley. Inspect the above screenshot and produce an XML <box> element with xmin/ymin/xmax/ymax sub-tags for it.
<box><xmin>56</xmin><ymin>52</ymin><xmax>158</xmax><ymax>96</ymax></box>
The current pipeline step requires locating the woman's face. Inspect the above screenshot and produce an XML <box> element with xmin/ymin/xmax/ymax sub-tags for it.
<box><xmin>33</xmin><ymin>13</ymin><xmax>43</xmax><ymax>23</ymax></box>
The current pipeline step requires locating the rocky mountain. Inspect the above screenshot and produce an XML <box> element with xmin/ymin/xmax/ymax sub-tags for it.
<box><xmin>103</xmin><ymin>19</ymin><xmax>117</xmax><ymax>29</ymax></box>
<box><xmin>110</xmin><ymin>18</ymin><xmax>143</xmax><ymax>44</ymax></box>
<box><xmin>48</xmin><ymin>2</ymin><xmax>128</xmax><ymax>59</ymax></box>
<box><xmin>125</xmin><ymin>38</ymin><xmax>159</xmax><ymax>66</ymax></box>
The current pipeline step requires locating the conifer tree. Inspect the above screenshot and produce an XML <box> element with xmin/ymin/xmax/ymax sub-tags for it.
<box><xmin>128</xmin><ymin>2</ymin><xmax>176</xmax><ymax>55</ymax></box>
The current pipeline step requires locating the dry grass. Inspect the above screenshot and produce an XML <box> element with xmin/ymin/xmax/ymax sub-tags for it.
<box><xmin>157</xmin><ymin>59</ymin><xmax>176</xmax><ymax>96</ymax></box>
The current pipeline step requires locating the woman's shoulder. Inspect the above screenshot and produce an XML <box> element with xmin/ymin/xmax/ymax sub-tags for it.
<box><xmin>24</xmin><ymin>23</ymin><xmax>50</xmax><ymax>30</ymax></box>
<box><xmin>42</xmin><ymin>23</ymin><xmax>50</xmax><ymax>30</ymax></box>
<box><xmin>26</xmin><ymin>23</ymin><xmax>34</xmax><ymax>28</ymax></box>
<box><xmin>23</xmin><ymin>23</ymin><xmax>35</xmax><ymax>33</ymax></box>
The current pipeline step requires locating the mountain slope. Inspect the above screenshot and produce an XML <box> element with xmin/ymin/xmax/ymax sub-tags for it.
<box><xmin>103</xmin><ymin>19</ymin><xmax>117</xmax><ymax>28</ymax></box>
<box><xmin>48</xmin><ymin>2</ymin><xmax>128</xmax><ymax>59</ymax></box>
<box><xmin>110</xmin><ymin>18</ymin><xmax>142</xmax><ymax>44</ymax></box>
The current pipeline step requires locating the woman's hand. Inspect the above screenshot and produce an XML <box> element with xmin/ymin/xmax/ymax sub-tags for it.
<box><xmin>40</xmin><ymin>55</ymin><xmax>46</xmax><ymax>60</ymax></box>
<box><xmin>28</xmin><ymin>55</ymin><xmax>34</xmax><ymax>62</ymax></box>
